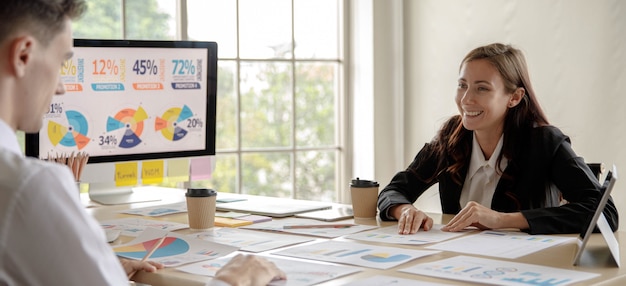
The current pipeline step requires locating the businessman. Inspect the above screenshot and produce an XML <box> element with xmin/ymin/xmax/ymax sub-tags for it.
<box><xmin>0</xmin><ymin>1</ymin><xmax>284</xmax><ymax>285</ymax></box>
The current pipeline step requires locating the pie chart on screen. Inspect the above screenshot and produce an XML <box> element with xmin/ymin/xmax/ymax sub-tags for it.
<box><xmin>114</xmin><ymin>236</ymin><xmax>189</xmax><ymax>259</ymax></box>
<box><xmin>105</xmin><ymin>106</ymin><xmax>148</xmax><ymax>148</ymax></box>
<box><xmin>47</xmin><ymin>110</ymin><xmax>91</xmax><ymax>150</ymax></box>
<box><xmin>154</xmin><ymin>105</ymin><xmax>193</xmax><ymax>141</ymax></box>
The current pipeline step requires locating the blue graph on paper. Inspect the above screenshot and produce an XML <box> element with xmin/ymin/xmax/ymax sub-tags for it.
<box><xmin>399</xmin><ymin>256</ymin><xmax>598</xmax><ymax>286</ymax></box>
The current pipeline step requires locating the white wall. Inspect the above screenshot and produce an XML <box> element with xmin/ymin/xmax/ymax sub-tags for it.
<box><xmin>349</xmin><ymin>0</ymin><xmax>405</xmax><ymax>193</ymax></box>
<box><xmin>401</xmin><ymin>0</ymin><xmax>626</xmax><ymax>230</ymax></box>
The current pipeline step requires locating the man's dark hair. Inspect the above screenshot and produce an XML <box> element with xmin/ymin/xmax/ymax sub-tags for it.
<box><xmin>0</xmin><ymin>0</ymin><xmax>86</xmax><ymax>45</ymax></box>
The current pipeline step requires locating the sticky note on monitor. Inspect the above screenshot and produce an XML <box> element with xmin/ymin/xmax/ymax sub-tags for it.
<box><xmin>115</xmin><ymin>162</ymin><xmax>138</xmax><ymax>187</ymax></box>
<box><xmin>142</xmin><ymin>160</ymin><xmax>164</xmax><ymax>184</ymax></box>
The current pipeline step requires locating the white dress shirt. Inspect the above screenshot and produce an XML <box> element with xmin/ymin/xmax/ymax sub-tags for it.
<box><xmin>459</xmin><ymin>133</ymin><xmax>508</xmax><ymax>207</ymax></box>
<box><xmin>0</xmin><ymin>120</ymin><xmax>128</xmax><ymax>285</ymax></box>
<box><xmin>207</xmin><ymin>279</ymin><xmax>231</xmax><ymax>286</ymax></box>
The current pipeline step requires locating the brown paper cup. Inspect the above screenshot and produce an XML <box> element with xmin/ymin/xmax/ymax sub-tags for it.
<box><xmin>186</xmin><ymin>189</ymin><xmax>217</xmax><ymax>230</ymax></box>
<box><xmin>350</xmin><ymin>178</ymin><xmax>379</xmax><ymax>219</ymax></box>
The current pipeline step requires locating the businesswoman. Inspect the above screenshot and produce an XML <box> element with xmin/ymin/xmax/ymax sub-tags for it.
<box><xmin>377</xmin><ymin>43</ymin><xmax>619</xmax><ymax>235</ymax></box>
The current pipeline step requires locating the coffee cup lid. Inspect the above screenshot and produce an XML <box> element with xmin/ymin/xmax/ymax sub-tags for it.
<box><xmin>351</xmin><ymin>177</ymin><xmax>379</xmax><ymax>187</ymax></box>
<box><xmin>186</xmin><ymin>188</ymin><xmax>217</xmax><ymax>197</ymax></box>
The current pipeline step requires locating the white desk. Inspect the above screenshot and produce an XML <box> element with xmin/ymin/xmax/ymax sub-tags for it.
<box><xmin>84</xmin><ymin>188</ymin><xmax>625</xmax><ymax>286</ymax></box>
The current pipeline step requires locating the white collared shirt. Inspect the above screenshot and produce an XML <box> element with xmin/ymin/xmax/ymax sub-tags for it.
<box><xmin>459</xmin><ymin>133</ymin><xmax>508</xmax><ymax>207</ymax></box>
<box><xmin>0</xmin><ymin>119</ymin><xmax>128</xmax><ymax>285</ymax></box>
<box><xmin>0</xmin><ymin>120</ymin><xmax>21</xmax><ymax>155</ymax></box>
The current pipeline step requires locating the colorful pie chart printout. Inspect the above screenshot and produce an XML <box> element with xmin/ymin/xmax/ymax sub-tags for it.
<box><xmin>47</xmin><ymin>110</ymin><xmax>91</xmax><ymax>150</ymax></box>
<box><xmin>113</xmin><ymin>228</ymin><xmax>239</xmax><ymax>267</ymax></box>
<box><xmin>272</xmin><ymin>240</ymin><xmax>439</xmax><ymax>270</ymax></box>
<box><xmin>115</xmin><ymin>236</ymin><xmax>189</xmax><ymax>259</ymax></box>
<box><xmin>106</xmin><ymin>106</ymin><xmax>148</xmax><ymax>148</ymax></box>
<box><xmin>155</xmin><ymin>105</ymin><xmax>194</xmax><ymax>141</ymax></box>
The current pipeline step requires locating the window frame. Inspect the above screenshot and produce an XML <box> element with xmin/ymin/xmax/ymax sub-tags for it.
<box><xmin>179</xmin><ymin>0</ymin><xmax>349</xmax><ymax>202</ymax></box>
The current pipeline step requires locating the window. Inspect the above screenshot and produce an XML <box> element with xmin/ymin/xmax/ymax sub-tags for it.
<box><xmin>188</xmin><ymin>0</ymin><xmax>344</xmax><ymax>201</ymax></box>
<box><xmin>73</xmin><ymin>0</ymin><xmax>177</xmax><ymax>40</ymax></box>
<box><xmin>71</xmin><ymin>0</ymin><xmax>345</xmax><ymax>202</ymax></box>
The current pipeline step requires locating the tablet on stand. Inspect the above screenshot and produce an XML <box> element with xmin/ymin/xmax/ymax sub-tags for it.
<box><xmin>573</xmin><ymin>165</ymin><xmax>620</xmax><ymax>267</ymax></box>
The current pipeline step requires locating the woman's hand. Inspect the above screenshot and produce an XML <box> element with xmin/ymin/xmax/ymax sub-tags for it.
<box><xmin>391</xmin><ymin>204</ymin><xmax>433</xmax><ymax>234</ymax></box>
<box><xmin>442</xmin><ymin>201</ymin><xmax>529</xmax><ymax>232</ymax></box>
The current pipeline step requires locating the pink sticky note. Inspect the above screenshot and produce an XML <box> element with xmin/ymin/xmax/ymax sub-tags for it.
<box><xmin>237</xmin><ymin>215</ymin><xmax>272</xmax><ymax>223</ymax></box>
<box><xmin>190</xmin><ymin>156</ymin><xmax>212</xmax><ymax>181</ymax></box>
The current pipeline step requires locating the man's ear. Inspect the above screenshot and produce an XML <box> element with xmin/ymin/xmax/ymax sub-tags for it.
<box><xmin>10</xmin><ymin>36</ymin><xmax>35</xmax><ymax>78</ymax></box>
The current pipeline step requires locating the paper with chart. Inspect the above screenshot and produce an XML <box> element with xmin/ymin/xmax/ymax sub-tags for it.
<box><xmin>119</xmin><ymin>202</ymin><xmax>187</xmax><ymax>217</ymax></box>
<box><xmin>343</xmin><ymin>275</ymin><xmax>453</xmax><ymax>286</ymax></box>
<box><xmin>241</xmin><ymin>217</ymin><xmax>378</xmax><ymax>238</ymax></box>
<box><xmin>426</xmin><ymin>230</ymin><xmax>576</xmax><ymax>259</ymax></box>
<box><xmin>177</xmin><ymin>255</ymin><xmax>362</xmax><ymax>286</ymax></box>
<box><xmin>113</xmin><ymin>228</ymin><xmax>238</xmax><ymax>267</ymax></box>
<box><xmin>345</xmin><ymin>224</ymin><xmax>468</xmax><ymax>245</ymax></box>
<box><xmin>272</xmin><ymin>240</ymin><xmax>439</xmax><ymax>269</ymax></box>
<box><xmin>399</xmin><ymin>255</ymin><xmax>599</xmax><ymax>286</ymax></box>
<box><xmin>187</xmin><ymin>227</ymin><xmax>315</xmax><ymax>252</ymax></box>
<box><xmin>100</xmin><ymin>217</ymin><xmax>188</xmax><ymax>236</ymax></box>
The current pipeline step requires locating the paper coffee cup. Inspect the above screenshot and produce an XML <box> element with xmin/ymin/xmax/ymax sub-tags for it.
<box><xmin>186</xmin><ymin>188</ymin><xmax>217</xmax><ymax>230</ymax></box>
<box><xmin>350</xmin><ymin>178</ymin><xmax>379</xmax><ymax>218</ymax></box>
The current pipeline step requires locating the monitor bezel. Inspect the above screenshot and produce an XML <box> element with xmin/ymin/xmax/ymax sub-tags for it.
<box><xmin>24</xmin><ymin>39</ymin><xmax>217</xmax><ymax>163</ymax></box>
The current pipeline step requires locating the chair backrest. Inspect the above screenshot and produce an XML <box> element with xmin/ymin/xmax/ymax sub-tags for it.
<box><xmin>587</xmin><ymin>163</ymin><xmax>604</xmax><ymax>181</ymax></box>
<box><xmin>553</xmin><ymin>163</ymin><xmax>604</xmax><ymax>206</ymax></box>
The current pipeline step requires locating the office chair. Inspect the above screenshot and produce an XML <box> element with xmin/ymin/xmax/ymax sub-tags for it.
<box><xmin>587</xmin><ymin>163</ymin><xmax>604</xmax><ymax>181</ymax></box>
<box><xmin>554</xmin><ymin>163</ymin><xmax>604</xmax><ymax>206</ymax></box>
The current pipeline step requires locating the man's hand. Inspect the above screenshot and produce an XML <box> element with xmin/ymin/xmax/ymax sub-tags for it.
<box><xmin>214</xmin><ymin>254</ymin><xmax>286</xmax><ymax>286</ymax></box>
<box><xmin>120</xmin><ymin>258</ymin><xmax>163</xmax><ymax>278</ymax></box>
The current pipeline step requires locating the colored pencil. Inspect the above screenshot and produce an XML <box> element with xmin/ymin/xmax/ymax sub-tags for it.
<box><xmin>283</xmin><ymin>224</ymin><xmax>355</xmax><ymax>229</ymax></box>
<box><xmin>127</xmin><ymin>235</ymin><xmax>167</xmax><ymax>279</ymax></box>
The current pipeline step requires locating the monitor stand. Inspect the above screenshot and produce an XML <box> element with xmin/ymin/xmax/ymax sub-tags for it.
<box><xmin>88</xmin><ymin>182</ymin><xmax>162</xmax><ymax>205</ymax></box>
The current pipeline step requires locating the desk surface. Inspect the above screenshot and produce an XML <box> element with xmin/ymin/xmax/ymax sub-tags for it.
<box><xmin>84</xmin><ymin>187</ymin><xmax>626</xmax><ymax>286</ymax></box>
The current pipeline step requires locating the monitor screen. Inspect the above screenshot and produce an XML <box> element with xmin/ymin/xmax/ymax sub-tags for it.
<box><xmin>24</xmin><ymin>39</ymin><xmax>217</xmax><ymax>186</ymax></box>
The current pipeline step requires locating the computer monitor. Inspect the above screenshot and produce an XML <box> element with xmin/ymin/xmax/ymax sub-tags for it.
<box><xmin>25</xmin><ymin>39</ymin><xmax>217</xmax><ymax>204</ymax></box>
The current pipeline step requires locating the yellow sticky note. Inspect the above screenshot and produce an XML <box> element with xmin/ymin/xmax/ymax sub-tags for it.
<box><xmin>214</xmin><ymin>217</ymin><xmax>253</xmax><ymax>227</ymax></box>
<box><xmin>167</xmin><ymin>158</ymin><xmax>189</xmax><ymax>183</ymax></box>
<box><xmin>115</xmin><ymin>162</ymin><xmax>138</xmax><ymax>187</ymax></box>
<box><xmin>142</xmin><ymin>160</ymin><xmax>164</xmax><ymax>184</ymax></box>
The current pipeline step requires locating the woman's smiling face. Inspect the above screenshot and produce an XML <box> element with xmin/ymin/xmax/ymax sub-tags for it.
<box><xmin>455</xmin><ymin>59</ymin><xmax>514</xmax><ymax>137</ymax></box>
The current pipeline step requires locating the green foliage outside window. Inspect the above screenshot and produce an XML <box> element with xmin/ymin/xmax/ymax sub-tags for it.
<box><xmin>72</xmin><ymin>0</ymin><xmax>172</xmax><ymax>40</ymax></box>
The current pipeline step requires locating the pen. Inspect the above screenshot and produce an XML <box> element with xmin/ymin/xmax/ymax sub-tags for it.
<box><xmin>283</xmin><ymin>224</ymin><xmax>355</xmax><ymax>229</ymax></box>
<box><xmin>128</xmin><ymin>234</ymin><xmax>167</xmax><ymax>279</ymax></box>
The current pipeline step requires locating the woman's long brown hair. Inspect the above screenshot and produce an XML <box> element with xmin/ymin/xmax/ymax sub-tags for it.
<box><xmin>420</xmin><ymin>43</ymin><xmax>550</xmax><ymax>185</ymax></box>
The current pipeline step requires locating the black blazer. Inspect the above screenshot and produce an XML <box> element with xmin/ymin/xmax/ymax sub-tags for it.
<box><xmin>378</xmin><ymin>125</ymin><xmax>619</xmax><ymax>234</ymax></box>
